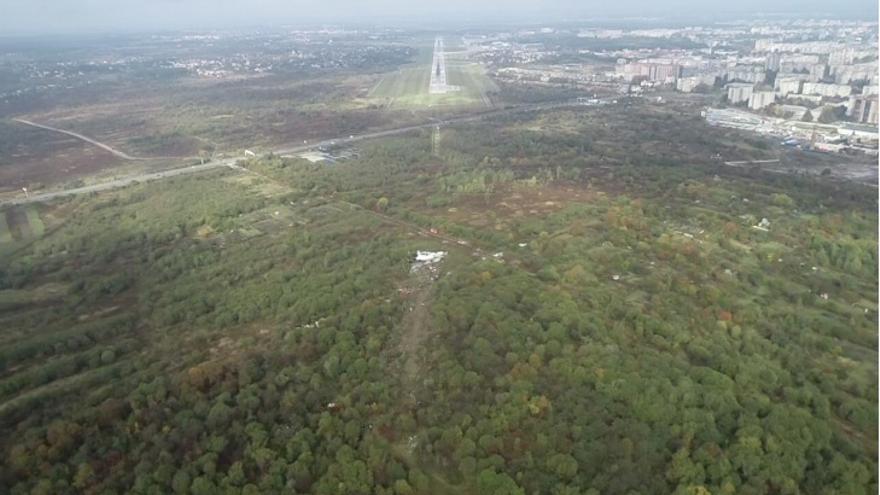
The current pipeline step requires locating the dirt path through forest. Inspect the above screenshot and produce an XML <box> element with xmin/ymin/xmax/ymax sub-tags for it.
<box><xmin>395</xmin><ymin>263</ymin><xmax>439</xmax><ymax>401</ymax></box>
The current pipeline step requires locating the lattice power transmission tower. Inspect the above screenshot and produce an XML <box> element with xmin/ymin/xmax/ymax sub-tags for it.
<box><xmin>431</xmin><ymin>125</ymin><xmax>440</xmax><ymax>155</ymax></box>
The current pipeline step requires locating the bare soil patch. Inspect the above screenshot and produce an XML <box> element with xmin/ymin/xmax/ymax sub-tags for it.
<box><xmin>0</xmin><ymin>122</ymin><xmax>123</xmax><ymax>191</ymax></box>
<box><xmin>393</xmin><ymin>255</ymin><xmax>444</xmax><ymax>406</ymax></box>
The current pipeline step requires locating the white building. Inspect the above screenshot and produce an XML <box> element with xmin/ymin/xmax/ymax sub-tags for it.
<box><xmin>616</xmin><ymin>61</ymin><xmax>681</xmax><ymax>83</ymax></box>
<box><xmin>765</xmin><ymin>52</ymin><xmax>781</xmax><ymax>71</ymax></box>
<box><xmin>830</xmin><ymin>63</ymin><xmax>878</xmax><ymax>84</ymax></box>
<box><xmin>754</xmin><ymin>40</ymin><xmax>843</xmax><ymax>55</ymax></box>
<box><xmin>828</xmin><ymin>48</ymin><xmax>855</xmax><ymax>66</ymax></box>
<box><xmin>676</xmin><ymin>75</ymin><xmax>716</xmax><ymax>92</ymax></box>
<box><xmin>727</xmin><ymin>66</ymin><xmax>766</xmax><ymax>84</ymax></box>
<box><xmin>779</xmin><ymin>54</ymin><xmax>822</xmax><ymax>73</ymax></box>
<box><xmin>847</xmin><ymin>95</ymin><xmax>879</xmax><ymax>125</ymax></box>
<box><xmin>749</xmin><ymin>91</ymin><xmax>776</xmax><ymax>110</ymax></box>
<box><xmin>727</xmin><ymin>83</ymin><xmax>754</xmax><ymax>104</ymax></box>
<box><xmin>775</xmin><ymin>77</ymin><xmax>803</xmax><ymax>96</ymax></box>
<box><xmin>802</xmin><ymin>82</ymin><xmax>852</xmax><ymax>98</ymax></box>
<box><xmin>676</xmin><ymin>77</ymin><xmax>702</xmax><ymax>92</ymax></box>
<box><xmin>808</xmin><ymin>64</ymin><xmax>827</xmax><ymax>82</ymax></box>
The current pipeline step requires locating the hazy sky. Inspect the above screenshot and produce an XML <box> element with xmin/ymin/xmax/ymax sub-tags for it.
<box><xmin>2</xmin><ymin>0</ymin><xmax>877</xmax><ymax>34</ymax></box>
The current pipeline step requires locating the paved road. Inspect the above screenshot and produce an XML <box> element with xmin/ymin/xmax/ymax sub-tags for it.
<box><xmin>1</xmin><ymin>160</ymin><xmax>241</xmax><ymax>206</ymax></box>
<box><xmin>2</xmin><ymin>100</ymin><xmax>593</xmax><ymax>206</ymax></box>
<box><xmin>273</xmin><ymin>100</ymin><xmax>581</xmax><ymax>156</ymax></box>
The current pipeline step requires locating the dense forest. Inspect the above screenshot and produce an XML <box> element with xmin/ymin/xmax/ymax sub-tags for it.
<box><xmin>0</xmin><ymin>102</ymin><xmax>876</xmax><ymax>494</ymax></box>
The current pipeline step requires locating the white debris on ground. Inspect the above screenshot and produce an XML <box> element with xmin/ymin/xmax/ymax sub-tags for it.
<box><xmin>518</xmin><ymin>242</ymin><xmax>528</xmax><ymax>248</ymax></box>
<box><xmin>752</xmin><ymin>217</ymin><xmax>770</xmax><ymax>231</ymax></box>
<box><xmin>411</xmin><ymin>250</ymin><xmax>446</xmax><ymax>276</ymax></box>
<box><xmin>415</xmin><ymin>250</ymin><xmax>446</xmax><ymax>262</ymax></box>
<box><xmin>672</xmin><ymin>230</ymin><xmax>704</xmax><ymax>244</ymax></box>
<box><xmin>612</xmin><ymin>274</ymin><xmax>621</xmax><ymax>281</ymax></box>
<box><xmin>300</xmin><ymin>318</ymin><xmax>325</xmax><ymax>329</ymax></box>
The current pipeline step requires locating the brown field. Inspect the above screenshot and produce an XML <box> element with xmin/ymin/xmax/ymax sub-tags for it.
<box><xmin>17</xmin><ymin>73</ymin><xmax>419</xmax><ymax>156</ymax></box>
<box><xmin>432</xmin><ymin>183</ymin><xmax>594</xmax><ymax>227</ymax></box>
<box><xmin>0</xmin><ymin>71</ymin><xmax>459</xmax><ymax>193</ymax></box>
<box><xmin>0</xmin><ymin>121</ymin><xmax>125</xmax><ymax>192</ymax></box>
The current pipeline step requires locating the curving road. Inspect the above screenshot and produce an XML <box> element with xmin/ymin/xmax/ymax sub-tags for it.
<box><xmin>2</xmin><ymin>99</ymin><xmax>594</xmax><ymax>206</ymax></box>
<box><xmin>12</xmin><ymin>118</ymin><xmax>196</xmax><ymax>161</ymax></box>
<box><xmin>13</xmin><ymin>118</ymin><xmax>144</xmax><ymax>161</ymax></box>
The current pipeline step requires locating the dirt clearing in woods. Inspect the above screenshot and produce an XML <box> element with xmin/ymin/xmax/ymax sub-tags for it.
<box><xmin>393</xmin><ymin>251</ymin><xmax>446</xmax><ymax>405</ymax></box>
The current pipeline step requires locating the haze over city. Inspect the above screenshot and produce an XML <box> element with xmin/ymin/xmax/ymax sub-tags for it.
<box><xmin>2</xmin><ymin>0</ymin><xmax>878</xmax><ymax>33</ymax></box>
<box><xmin>0</xmin><ymin>1</ymin><xmax>877</xmax><ymax>494</ymax></box>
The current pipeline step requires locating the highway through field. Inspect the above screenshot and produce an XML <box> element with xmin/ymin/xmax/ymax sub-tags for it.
<box><xmin>0</xmin><ymin>161</ymin><xmax>244</xmax><ymax>206</ymax></box>
<box><xmin>2</xmin><ymin>99</ymin><xmax>596</xmax><ymax>206</ymax></box>
<box><xmin>272</xmin><ymin>99</ymin><xmax>586</xmax><ymax>155</ymax></box>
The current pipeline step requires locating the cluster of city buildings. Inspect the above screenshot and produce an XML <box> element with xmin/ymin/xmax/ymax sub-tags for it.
<box><xmin>167</xmin><ymin>56</ymin><xmax>274</xmax><ymax>79</ymax></box>
<box><xmin>475</xmin><ymin>19</ymin><xmax>877</xmax><ymax>155</ymax></box>
<box><xmin>609</xmin><ymin>21</ymin><xmax>878</xmax><ymax>130</ymax></box>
